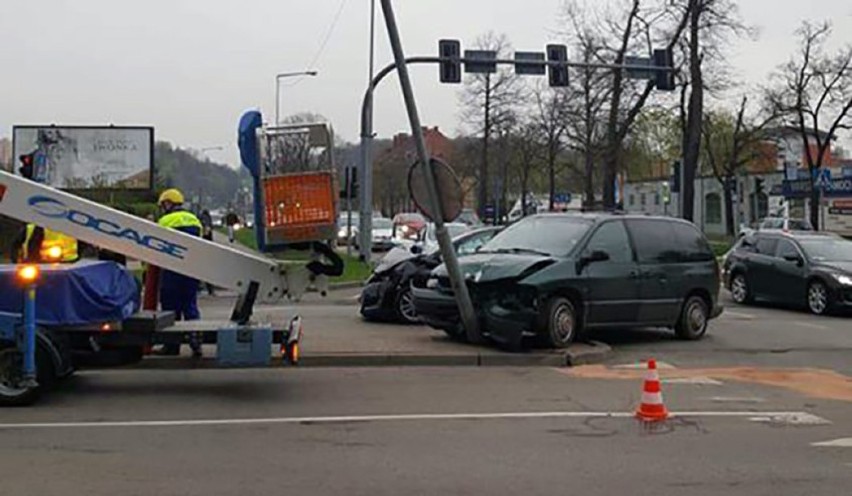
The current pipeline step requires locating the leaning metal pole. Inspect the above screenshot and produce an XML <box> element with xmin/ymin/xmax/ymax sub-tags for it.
<box><xmin>377</xmin><ymin>0</ymin><xmax>481</xmax><ymax>341</ymax></box>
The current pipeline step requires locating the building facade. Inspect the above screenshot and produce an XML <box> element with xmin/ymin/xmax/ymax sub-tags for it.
<box><xmin>624</xmin><ymin>127</ymin><xmax>852</xmax><ymax>237</ymax></box>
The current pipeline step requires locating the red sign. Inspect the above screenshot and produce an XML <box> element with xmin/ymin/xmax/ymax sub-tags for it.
<box><xmin>0</xmin><ymin>184</ymin><xmax>6</xmax><ymax>202</ymax></box>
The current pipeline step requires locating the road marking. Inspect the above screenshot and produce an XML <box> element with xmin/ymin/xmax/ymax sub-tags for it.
<box><xmin>749</xmin><ymin>413</ymin><xmax>831</xmax><ymax>426</ymax></box>
<box><xmin>663</xmin><ymin>377</ymin><xmax>723</xmax><ymax>385</ymax></box>
<box><xmin>812</xmin><ymin>438</ymin><xmax>852</xmax><ymax>447</ymax></box>
<box><xmin>0</xmin><ymin>411</ymin><xmax>825</xmax><ymax>430</ymax></box>
<box><xmin>722</xmin><ymin>310</ymin><xmax>756</xmax><ymax>320</ymax></box>
<box><xmin>794</xmin><ymin>321</ymin><xmax>829</xmax><ymax>330</ymax></box>
<box><xmin>708</xmin><ymin>396</ymin><xmax>765</xmax><ymax>403</ymax></box>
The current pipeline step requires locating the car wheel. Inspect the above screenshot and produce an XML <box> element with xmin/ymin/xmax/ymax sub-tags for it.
<box><xmin>538</xmin><ymin>297</ymin><xmax>577</xmax><ymax>348</ymax></box>
<box><xmin>730</xmin><ymin>273</ymin><xmax>753</xmax><ymax>304</ymax></box>
<box><xmin>675</xmin><ymin>295</ymin><xmax>709</xmax><ymax>341</ymax></box>
<box><xmin>395</xmin><ymin>287</ymin><xmax>420</xmax><ymax>324</ymax></box>
<box><xmin>807</xmin><ymin>280</ymin><xmax>830</xmax><ymax>315</ymax></box>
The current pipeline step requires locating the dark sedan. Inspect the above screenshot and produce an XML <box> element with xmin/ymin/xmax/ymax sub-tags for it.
<box><xmin>724</xmin><ymin>232</ymin><xmax>852</xmax><ymax>315</ymax></box>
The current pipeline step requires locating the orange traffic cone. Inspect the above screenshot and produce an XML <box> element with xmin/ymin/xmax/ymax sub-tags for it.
<box><xmin>635</xmin><ymin>359</ymin><xmax>669</xmax><ymax>422</ymax></box>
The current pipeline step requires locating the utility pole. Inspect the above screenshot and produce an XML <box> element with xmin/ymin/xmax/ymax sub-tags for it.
<box><xmin>479</xmin><ymin>73</ymin><xmax>491</xmax><ymax>221</ymax></box>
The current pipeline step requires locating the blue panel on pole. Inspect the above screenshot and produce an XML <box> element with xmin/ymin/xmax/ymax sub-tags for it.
<box><xmin>238</xmin><ymin>110</ymin><xmax>263</xmax><ymax>178</ymax></box>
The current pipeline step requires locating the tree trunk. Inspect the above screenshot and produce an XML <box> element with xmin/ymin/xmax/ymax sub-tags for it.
<box><xmin>478</xmin><ymin>74</ymin><xmax>492</xmax><ymax>219</ymax></box>
<box><xmin>584</xmin><ymin>148</ymin><xmax>595</xmax><ymax>208</ymax></box>
<box><xmin>681</xmin><ymin>0</ymin><xmax>703</xmax><ymax>222</ymax></box>
<box><xmin>810</xmin><ymin>181</ymin><xmax>820</xmax><ymax>231</ymax></box>
<box><xmin>723</xmin><ymin>177</ymin><xmax>735</xmax><ymax>237</ymax></box>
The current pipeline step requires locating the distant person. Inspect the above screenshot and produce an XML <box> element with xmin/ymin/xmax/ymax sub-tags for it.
<box><xmin>224</xmin><ymin>211</ymin><xmax>240</xmax><ymax>243</ymax></box>
<box><xmin>199</xmin><ymin>209</ymin><xmax>215</xmax><ymax>296</ymax></box>
<box><xmin>156</xmin><ymin>188</ymin><xmax>203</xmax><ymax>357</ymax></box>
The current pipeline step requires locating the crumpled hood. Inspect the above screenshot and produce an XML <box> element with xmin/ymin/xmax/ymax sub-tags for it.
<box><xmin>433</xmin><ymin>253</ymin><xmax>556</xmax><ymax>283</ymax></box>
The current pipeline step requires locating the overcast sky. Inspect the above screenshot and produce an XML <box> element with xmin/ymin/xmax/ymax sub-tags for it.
<box><xmin>1</xmin><ymin>0</ymin><xmax>850</xmax><ymax>166</ymax></box>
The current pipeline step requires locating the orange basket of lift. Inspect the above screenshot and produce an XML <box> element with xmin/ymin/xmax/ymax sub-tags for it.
<box><xmin>262</xmin><ymin>171</ymin><xmax>338</xmax><ymax>245</ymax></box>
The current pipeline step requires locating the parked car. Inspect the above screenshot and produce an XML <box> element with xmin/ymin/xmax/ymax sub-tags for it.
<box><xmin>412</xmin><ymin>214</ymin><xmax>723</xmax><ymax>348</ymax></box>
<box><xmin>392</xmin><ymin>212</ymin><xmax>427</xmax><ymax>246</ymax></box>
<box><xmin>337</xmin><ymin>212</ymin><xmax>360</xmax><ymax>247</ymax></box>
<box><xmin>360</xmin><ymin>227</ymin><xmax>502</xmax><ymax>323</ymax></box>
<box><xmin>371</xmin><ymin>217</ymin><xmax>397</xmax><ymax>251</ymax></box>
<box><xmin>724</xmin><ymin>231</ymin><xmax>852</xmax><ymax>315</ymax></box>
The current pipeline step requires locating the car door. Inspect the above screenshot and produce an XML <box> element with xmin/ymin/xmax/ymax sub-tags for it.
<box><xmin>578</xmin><ymin>220</ymin><xmax>641</xmax><ymax>326</ymax></box>
<box><xmin>749</xmin><ymin>236</ymin><xmax>779</xmax><ymax>299</ymax></box>
<box><xmin>626</xmin><ymin>219</ymin><xmax>685</xmax><ymax>325</ymax></box>
<box><xmin>771</xmin><ymin>238</ymin><xmax>807</xmax><ymax>305</ymax></box>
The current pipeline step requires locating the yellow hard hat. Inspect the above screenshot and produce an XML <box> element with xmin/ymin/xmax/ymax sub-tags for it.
<box><xmin>158</xmin><ymin>188</ymin><xmax>185</xmax><ymax>206</ymax></box>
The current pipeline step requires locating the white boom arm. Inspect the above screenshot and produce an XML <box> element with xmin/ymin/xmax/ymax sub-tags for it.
<box><xmin>0</xmin><ymin>170</ymin><xmax>317</xmax><ymax>302</ymax></box>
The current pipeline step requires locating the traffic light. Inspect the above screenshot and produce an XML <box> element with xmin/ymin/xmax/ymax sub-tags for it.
<box><xmin>18</xmin><ymin>153</ymin><xmax>35</xmax><ymax>179</ymax></box>
<box><xmin>653</xmin><ymin>48</ymin><xmax>675</xmax><ymax>91</ymax></box>
<box><xmin>438</xmin><ymin>39</ymin><xmax>461</xmax><ymax>84</ymax></box>
<box><xmin>341</xmin><ymin>166</ymin><xmax>358</xmax><ymax>199</ymax></box>
<box><xmin>546</xmin><ymin>44</ymin><xmax>569</xmax><ymax>87</ymax></box>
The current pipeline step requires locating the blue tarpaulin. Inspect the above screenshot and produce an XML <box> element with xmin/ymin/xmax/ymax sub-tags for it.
<box><xmin>0</xmin><ymin>260</ymin><xmax>139</xmax><ymax>326</ymax></box>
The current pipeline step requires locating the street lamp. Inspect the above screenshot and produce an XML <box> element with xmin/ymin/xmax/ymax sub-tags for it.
<box><xmin>275</xmin><ymin>70</ymin><xmax>319</xmax><ymax>124</ymax></box>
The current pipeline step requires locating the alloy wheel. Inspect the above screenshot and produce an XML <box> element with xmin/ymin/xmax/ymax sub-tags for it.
<box><xmin>808</xmin><ymin>282</ymin><xmax>828</xmax><ymax>315</ymax></box>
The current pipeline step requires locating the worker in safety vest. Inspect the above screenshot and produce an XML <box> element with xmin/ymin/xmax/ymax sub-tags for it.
<box><xmin>156</xmin><ymin>188</ymin><xmax>203</xmax><ymax>357</ymax></box>
<box><xmin>13</xmin><ymin>224</ymin><xmax>79</xmax><ymax>263</ymax></box>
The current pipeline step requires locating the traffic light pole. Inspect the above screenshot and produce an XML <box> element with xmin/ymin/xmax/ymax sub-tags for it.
<box><xmin>357</xmin><ymin>56</ymin><xmax>672</xmax><ymax>259</ymax></box>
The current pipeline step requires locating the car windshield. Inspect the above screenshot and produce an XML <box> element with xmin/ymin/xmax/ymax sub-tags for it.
<box><xmin>480</xmin><ymin>216</ymin><xmax>592</xmax><ymax>256</ymax></box>
<box><xmin>447</xmin><ymin>224</ymin><xmax>469</xmax><ymax>238</ymax></box>
<box><xmin>373</xmin><ymin>218</ymin><xmax>392</xmax><ymax>229</ymax></box>
<box><xmin>799</xmin><ymin>238</ymin><xmax>852</xmax><ymax>262</ymax></box>
<box><xmin>787</xmin><ymin>219</ymin><xmax>813</xmax><ymax>230</ymax></box>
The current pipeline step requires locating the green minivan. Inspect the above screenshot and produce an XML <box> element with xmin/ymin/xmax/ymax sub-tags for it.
<box><xmin>412</xmin><ymin>213</ymin><xmax>723</xmax><ymax>348</ymax></box>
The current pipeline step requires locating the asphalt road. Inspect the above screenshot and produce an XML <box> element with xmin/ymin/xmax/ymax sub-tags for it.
<box><xmin>2</xmin><ymin>289</ymin><xmax>851</xmax><ymax>495</ymax></box>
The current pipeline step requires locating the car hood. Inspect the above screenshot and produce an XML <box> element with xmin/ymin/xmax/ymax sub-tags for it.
<box><xmin>433</xmin><ymin>252</ymin><xmax>556</xmax><ymax>283</ymax></box>
<box><xmin>813</xmin><ymin>261</ymin><xmax>852</xmax><ymax>274</ymax></box>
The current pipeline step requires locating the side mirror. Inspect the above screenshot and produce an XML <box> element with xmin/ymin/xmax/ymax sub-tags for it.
<box><xmin>783</xmin><ymin>254</ymin><xmax>803</xmax><ymax>267</ymax></box>
<box><xmin>410</xmin><ymin>245</ymin><xmax>423</xmax><ymax>255</ymax></box>
<box><xmin>577</xmin><ymin>250</ymin><xmax>610</xmax><ymax>274</ymax></box>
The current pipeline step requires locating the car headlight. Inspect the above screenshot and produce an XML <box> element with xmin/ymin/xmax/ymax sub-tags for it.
<box><xmin>834</xmin><ymin>274</ymin><xmax>852</xmax><ymax>286</ymax></box>
<box><xmin>338</xmin><ymin>228</ymin><xmax>348</xmax><ymax>238</ymax></box>
<box><xmin>426</xmin><ymin>277</ymin><xmax>438</xmax><ymax>289</ymax></box>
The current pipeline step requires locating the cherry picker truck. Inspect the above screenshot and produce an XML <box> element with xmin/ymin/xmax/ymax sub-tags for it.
<box><xmin>0</xmin><ymin>118</ymin><xmax>343</xmax><ymax>406</ymax></box>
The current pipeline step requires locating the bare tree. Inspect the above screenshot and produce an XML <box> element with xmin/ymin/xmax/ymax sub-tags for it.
<box><xmin>528</xmin><ymin>83</ymin><xmax>572</xmax><ymax>210</ymax></box>
<box><xmin>458</xmin><ymin>32</ymin><xmax>524</xmax><ymax>218</ymax></box>
<box><xmin>766</xmin><ymin>21</ymin><xmax>852</xmax><ymax>230</ymax></box>
<box><xmin>703</xmin><ymin>97</ymin><xmax>779</xmax><ymax>236</ymax></box>
<box><xmin>563</xmin><ymin>0</ymin><xmax>689</xmax><ymax>210</ymax></box>
<box><xmin>678</xmin><ymin>0</ymin><xmax>752</xmax><ymax>221</ymax></box>
<box><xmin>562</xmin><ymin>28</ymin><xmax>611</xmax><ymax>207</ymax></box>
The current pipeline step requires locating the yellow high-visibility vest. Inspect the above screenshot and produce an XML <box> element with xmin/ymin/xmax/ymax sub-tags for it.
<box><xmin>23</xmin><ymin>225</ymin><xmax>79</xmax><ymax>263</ymax></box>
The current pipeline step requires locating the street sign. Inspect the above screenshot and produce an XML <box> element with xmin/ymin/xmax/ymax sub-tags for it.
<box><xmin>624</xmin><ymin>56</ymin><xmax>655</xmax><ymax>79</ymax></box>
<box><xmin>514</xmin><ymin>51</ymin><xmax>546</xmax><ymax>75</ymax></box>
<box><xmin>464</xmin><ymin>50</ymin><xmax>497</xmax><ymax>74</ymax></box>
<box><xmin>553</xmin><ymin>192</ymin><xmax>572</xmax><ymax>204</ymax></box>
<box><xmin>782</xmin><ymin>177</ymin><xmax>852</xmax><ymax>198</ymax></box>
<box><xmin>814</xmin><ymin>168</ymin><xmax>832</xmax><ymax>190</ymax></box>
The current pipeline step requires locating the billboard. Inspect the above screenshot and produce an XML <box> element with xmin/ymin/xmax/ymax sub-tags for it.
<box><xmin>12</xmin><ymin>126</ymin><xmax>153</xmax><ymax>190</ymax></box>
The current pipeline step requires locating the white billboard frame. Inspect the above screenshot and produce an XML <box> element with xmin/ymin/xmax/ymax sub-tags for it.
<box><xmin>12</xmin><ymin>125</ymin><xmax>154</xmax><ymax>191</ymax></box>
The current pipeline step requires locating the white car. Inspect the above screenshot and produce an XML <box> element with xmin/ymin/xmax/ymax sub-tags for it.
<box><xmin>371</xmin><ymin>217</ymin><xmax>397</xmax><ymax>251</ymax></box>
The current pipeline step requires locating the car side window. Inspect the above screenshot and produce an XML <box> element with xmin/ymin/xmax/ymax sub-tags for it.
<box><xmin>775</xmin><ymin>239</ymin><xmax>800</xmax><ymax>260</ymax></box>
<box><xmin>584</xmin><ymin>221</ymin><xmax>633</xmax><ymax>263</ymax></box>
<box><xmin>754</xmin><ymin>237</ymin><xmax>778</xmax><ymax>256</ymax></box>
<box><xmin>626</xmin><ymin>219</ymin><xmax>679</xmax><ymax>263</ymax></box>
<box><xmin>672</xmin><ymin>222</ymin><xmax>714</xmax><ymax>262</ymax></box>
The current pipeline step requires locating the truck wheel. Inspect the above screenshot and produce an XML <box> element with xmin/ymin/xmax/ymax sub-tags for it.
<box><xmin>0</xmin><ymin>347</ymin><xmax>42</xmax><ymax>407</ymax></box>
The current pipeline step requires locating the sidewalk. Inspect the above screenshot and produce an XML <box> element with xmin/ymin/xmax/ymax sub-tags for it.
<box><xmin>135</xmin><ymin>293</ymin><xmax>611</xmax><ymax>369</ymax></box>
